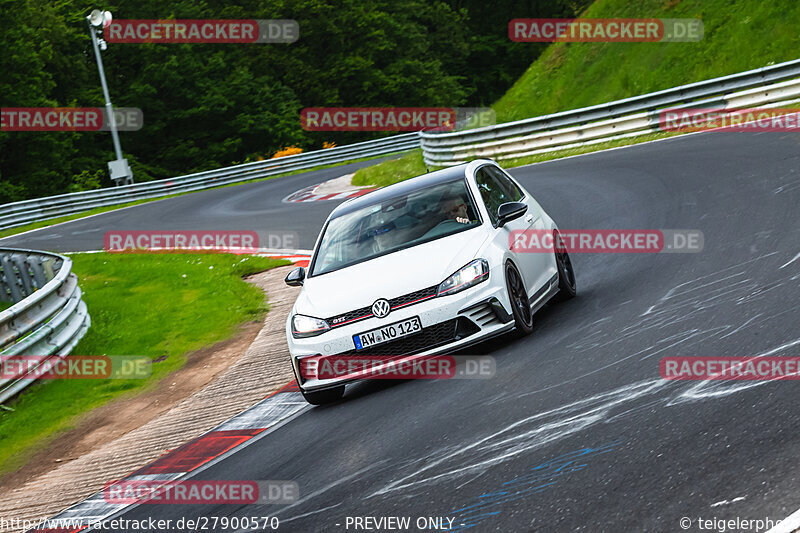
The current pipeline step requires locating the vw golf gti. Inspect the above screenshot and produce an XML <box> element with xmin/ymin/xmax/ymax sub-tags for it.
<box><xmin>285</xmin><ymin>159</ymin><xmax>576</xmax><ymax>404</ymax></box>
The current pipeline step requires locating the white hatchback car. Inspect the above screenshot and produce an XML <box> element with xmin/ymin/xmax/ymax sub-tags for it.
<box><xmin>285</xmin><ymin>159</ymin><xmax>576</xmax><ymax>404</ymax></box>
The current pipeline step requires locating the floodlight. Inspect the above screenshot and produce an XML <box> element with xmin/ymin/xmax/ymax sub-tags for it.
<box><xmin>88</xmin><ymin>9</ymin><xmax>104</xmax><ymax>27</ymax></box>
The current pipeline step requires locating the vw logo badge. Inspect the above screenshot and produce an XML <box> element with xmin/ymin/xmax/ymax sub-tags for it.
<box><xmin>371</xmin><ymin>299</ymin><xmax>391</xmax><ymax>318</ymax></box>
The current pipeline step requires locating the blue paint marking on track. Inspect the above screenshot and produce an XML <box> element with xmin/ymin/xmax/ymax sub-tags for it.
<box><xmin>448</xmin><ymin>441</ymin><xmax>620</xmax><ymax>531</ymax></box>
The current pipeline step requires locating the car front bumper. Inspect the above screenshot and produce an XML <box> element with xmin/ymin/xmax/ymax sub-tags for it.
<box><xmin>287</xmin><ymin>276</ymin><xmax>515</xmax><ymax>392</ymax></box>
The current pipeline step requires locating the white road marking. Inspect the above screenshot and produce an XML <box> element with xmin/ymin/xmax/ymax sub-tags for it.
<box><xmin>710</xmin><ymin>496</ymin><xmax>746</xmax><ymax>507</ymax></box>
<box><xmin>779</xmin><ymin>252</ymin><xmax>800</xmax><ymax>269</ymax></box>
<box><xmin>767</xmin><ymin>507</ymin><xmax>800</xmax><ymax>533</ymax></box>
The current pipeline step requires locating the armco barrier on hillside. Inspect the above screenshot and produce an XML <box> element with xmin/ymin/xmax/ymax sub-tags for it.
<box><xmin>0</xmin><ymin>248</ymin><xmax>90</xmax><ymax>404</ymax></box>
<box><xmin>420</xmin><ymin>58</ymin><xmax>800</xmax><ymax>166</ymax></box>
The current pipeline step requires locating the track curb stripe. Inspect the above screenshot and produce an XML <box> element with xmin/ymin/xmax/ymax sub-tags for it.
<box><xmin>260</xmin><ymin>254</ymin><xmax>310</xmax><ymax>268</ymax></box>
<box><xmin>282</xmin><ymin>183</ymin><xmax>375</xmax><ymax>203</ymax></box>
<box><xmin>28</xmin><ymin>385</ymin><xmax>307</xmax><ymax>532</ymax></box>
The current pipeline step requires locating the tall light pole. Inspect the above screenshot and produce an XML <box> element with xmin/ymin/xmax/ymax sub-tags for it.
<box><xmin>87</xmin><ymin>9</ymin><xmax>134</xmax><ymax>186</ymax></box>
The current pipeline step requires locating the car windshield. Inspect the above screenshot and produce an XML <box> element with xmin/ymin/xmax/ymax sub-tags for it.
<box><xmin>311</xmin><ymin>179</ymin><xmax>481</xmax><ymax>276</ymax></box>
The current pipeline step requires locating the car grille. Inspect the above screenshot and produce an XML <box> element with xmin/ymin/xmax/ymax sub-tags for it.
<box><xmin>336</xmin><ymin>317</ymin><xmax>479</xmax><ymax>357</ymax></box>
<box><xmin>327</xmin><ymin>285</ymin><xmax>438</xmax><ymax>328</ymax></box>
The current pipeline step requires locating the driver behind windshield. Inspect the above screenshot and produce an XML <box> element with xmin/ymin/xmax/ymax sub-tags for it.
<box><xmin>312</xmin><ymin>180</ymin><xmax>480</xmax><ymax>275</ymax></box>
<box><xmin>441</xmin><ymin>194</ymin><xmax>472</xmax><ymax>224</ymax></box>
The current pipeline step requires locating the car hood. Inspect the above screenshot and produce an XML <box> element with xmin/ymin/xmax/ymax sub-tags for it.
<box><xmin>295</xmin><ymin>228</ymin><xmax>489</xmax><ymax>318</ymax></box>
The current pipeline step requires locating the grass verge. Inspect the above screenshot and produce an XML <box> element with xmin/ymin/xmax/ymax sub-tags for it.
<box><xmin>0</xmin><ymin>252</ymin><xmax>289</xmax><ymax>476</ymax></box>
<box><xmin>351</xmin><ymin>150</ymin><xmax>428</xmax><ymax>188</ymax></box>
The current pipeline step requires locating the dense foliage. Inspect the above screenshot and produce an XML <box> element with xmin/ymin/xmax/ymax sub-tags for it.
<box><xmin>0</xmin><ymin>0</ymin><xmax>589</xmax><ymax>202</ymax></box>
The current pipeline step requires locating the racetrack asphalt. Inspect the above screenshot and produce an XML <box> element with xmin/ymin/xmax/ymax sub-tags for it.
<box><xmin>6</xmin><ymin>132</ymin><xmax>799</xmax><ymax>532</ymax></box>
<box><xmin>0</xmin><ymin>158</ymin><xmax>394</xmax><ymax>253</ymax></box>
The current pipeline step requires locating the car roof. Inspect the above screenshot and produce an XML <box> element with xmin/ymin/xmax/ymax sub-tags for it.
<box><xmin>329</xmin><ymin>163</ymin><xmax>472</xmax><ymax>219</ymax></box>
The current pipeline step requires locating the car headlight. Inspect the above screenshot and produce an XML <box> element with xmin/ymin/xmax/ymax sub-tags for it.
<box><xmin>437</xmin><ymin>259</ymin><xmax>490</xmax><ymax>297</ymax></box>
<box><xmin>291</xmin><ymin>314</ymin><xmax>330</xmax><ymax>338</ymax></box>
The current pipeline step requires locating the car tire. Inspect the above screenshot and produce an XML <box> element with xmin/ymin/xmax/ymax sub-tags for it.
<box><xmin>505</xmin><ymin>261</ymin><xmax>534</xmax><ymax>335</ymax></box>
<box><xmin>553</xmin><ymin>232</ymin><xmax>577</xmax><ymax>302</ymax></box>
<box><xmin>301</xmin><ymin>385</ymin><xmax>345</xmax><ymax>405</ymax></box>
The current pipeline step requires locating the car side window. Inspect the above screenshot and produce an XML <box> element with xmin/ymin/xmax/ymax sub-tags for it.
<box><xmin>486</xmin><ymin>166</ymin><xmax>523</xmax><ymax>201</ymax></box>
<box><xmin>475</xmin><ymin>166</ymin><xmax>522</xmax><ymax>224</ymax></box>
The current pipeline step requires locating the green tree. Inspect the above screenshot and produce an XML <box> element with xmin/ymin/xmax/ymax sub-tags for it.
<box><xmin>1</xmin><ymin>0</ymin><xmax>584</xmax><ymax>201</ymax></box>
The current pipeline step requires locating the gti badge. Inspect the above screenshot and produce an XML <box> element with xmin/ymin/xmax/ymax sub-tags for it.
<box><xmin>371</xmin><ymin>299</ymin><xmax>391</xmax><ymax>318</ymax></box>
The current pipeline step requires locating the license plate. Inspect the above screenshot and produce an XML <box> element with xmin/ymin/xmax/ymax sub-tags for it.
<box><xmin>353</xmin><ymin>317</ymin><xmax>422</xmax><ymax>350</ymax></box>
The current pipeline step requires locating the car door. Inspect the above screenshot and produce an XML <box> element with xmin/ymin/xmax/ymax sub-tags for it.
<box><xmin>475</xmin><ymin>165</ymin><xmax>555</xmax><ymax>303</ymax></box>
<box><xmin>493</xmin><ymin>166</ymin><xmax>558</xmax><ymax>295</ymax></box>
<box><xmin>475</xmin><ymin>165</ymin><xmax>553</xmax><ymax>299</ymax></box>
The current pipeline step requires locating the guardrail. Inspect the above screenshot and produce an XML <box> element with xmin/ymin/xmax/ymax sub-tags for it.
<box><xmin>0</xmin><ymin>133</ymin><xmax>420</xmax><ymax>232</ymax></box>
<box><xmin>4</xmin><ymin>60</ymin><xmax>799</xmax><ymax>231</ymax></box>
<box><xmin>0</xmin><ymin>248</ymin><xmax>90</xmax><ymax>405</ymax></box>
<box><xmin>420</xmin><ymin>58</ymin><xmax>800</xmax><ymax>166</ymax></box>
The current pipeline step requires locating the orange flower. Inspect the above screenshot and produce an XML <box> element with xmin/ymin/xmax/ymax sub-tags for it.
<box><xmin>271</xmin><ymin>146</ymin><xmax>303</xmax><ymax>159</ymax></box>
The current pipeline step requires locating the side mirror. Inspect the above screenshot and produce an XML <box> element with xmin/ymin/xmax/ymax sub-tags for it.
<box><xmin>285</xmin><ymin>266</ymin><xmax>306</xmax><ymax>287</ymax></box>
<box><xmin>496</xmin><ymin>202</ymin><xmax>527</xmax><ymax>228</ymax></box>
